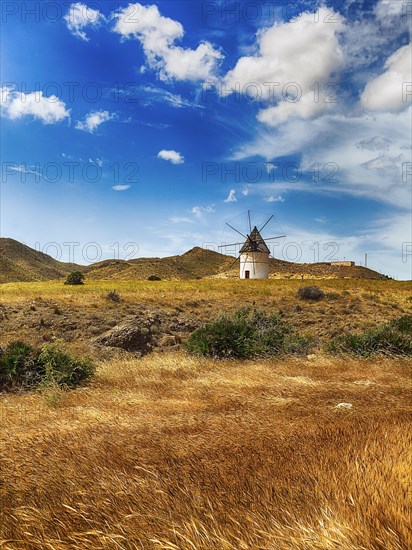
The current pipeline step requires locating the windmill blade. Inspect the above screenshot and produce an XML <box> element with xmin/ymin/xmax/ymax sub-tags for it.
<box><xmin>258</xmin><ymin>215</ymin><xmax>274</xmax><ymax>233</ymax></box>
<box><xmin>248</xmin><ymin>210</ymin><xmax>252</xmax><ymax>233</ymax></box>
<box><xmin>262</xmin><ymin>235</ymin><xmax>286</xmax><ymax>241</ymax></box>
<box><xmin>219</xmin><ymin>241</ymin><xmax>245</xmax><ymax>248</ymax></box>
<box><xmin>226</xmin><ymin>223</ymin><xmax>248</xmax><ymax>240</ymax></box>
<box><xmin>228</xmin><ymin>254</ymin><xmax>240</xmax><ymax>271</ymax></box>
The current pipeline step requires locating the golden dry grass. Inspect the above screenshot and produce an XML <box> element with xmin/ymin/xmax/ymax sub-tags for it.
<box><xmin>1</xmin><ymin>278</ymin><xmax>411</xmax><ymax>307</ymax></box>
<box><xmin>1</xmin><ymin>353</ymin><xmax>411</xmax><ymax>549</ymax></box>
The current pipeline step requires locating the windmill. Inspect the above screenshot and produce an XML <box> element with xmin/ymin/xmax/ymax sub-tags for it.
<box><xmin>220</xmin><ymin>211</ymin><xmax>286</xmax><ymax>279</ymax></box>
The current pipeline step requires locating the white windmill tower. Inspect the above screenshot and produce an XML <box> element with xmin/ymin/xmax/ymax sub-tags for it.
<box><xmin>220</xmin><ymin>211</ymin><xmax>286</xmax><ymax>279</ymax></box>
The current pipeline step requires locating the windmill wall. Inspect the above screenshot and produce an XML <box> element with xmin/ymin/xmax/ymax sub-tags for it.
<box><xmin>240</xmin><ymin>252</ymin><xmax>269</xmax><ymax>279</ymax></box>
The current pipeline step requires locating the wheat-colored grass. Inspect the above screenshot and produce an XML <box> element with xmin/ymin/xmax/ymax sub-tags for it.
<box><xmin>1</xmin><ymin>278</ymin><xmax>411</xmax><ymax>306</ymax></box>
<box><xmin>1</xmin><ymin>352</ymin><xmax>411</xmax><ymax>549</ymax></box>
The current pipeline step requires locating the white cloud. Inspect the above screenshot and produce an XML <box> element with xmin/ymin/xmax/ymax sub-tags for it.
<box><xmin>265</xmin><ymin>162</ymin><xmax>277</xmax><ymax>173</ymax></box>
<box><xmin>140</xmin><ymin>86</ymin><xmax>194</xmax><ymax>108</ymax></box>
<box><xmin>170</xmin><ymin>216</ymin><xmax>193</xmax><ymax>223</ymax></box>
<box><xmin>75</xmin><ymin>110</ymin><xmax>115</xmax><ymax>133</ymax></box>
<box><xmin>0</xmin><ymin>87</ymin><xmax>70</xmax><ymax>124</ymax></box>
<box><xmin>231</xmin><ymin>106</ymin><xmax>412</xmax><ymax>209</ymax></box>
<box><xmin>265</xmin><ymin>195</ymin><xmax>285</xmax><ymax>203</ymax></box>
<box><xmin>224</xmin><ymin>189</ymin><xmax>237</xmax><ymax>202</ymax></box>
<box><xmin>64</xmin><ymin>2</ymin><xmax>105</xmax><ymax>41</ymax></box>
<box><xmin>157</xmin><ymin>149</ymin><xmax>184</xmax><ymax>164</ymax></box>
<box><xmin>356</xmin><ymin>136</ymin><xmax>392</xmax><ymax>151</ymax></box>
<box><xmin>222</xmin><ymin>8</ymin><xmax>344</xmax><ymax>125</ymax></box>
<box><xmin>361</xmin><ymin>44</ymin><xmax>412</xmax><ymax>112</ymax></box>
<box><xmin>361</xmin><ymin>154</ymin><xmax>404</xmax><ymax>172</ymax></box>
<box><xmin>113</xmin><ymin>3</ymin><xmax>223</xmax><ymax>82</ymax></box>
<box><xmin>112</xmin><ymin>185</ymin><xmax>130</xmax><ymax>191</ymax></box>
<box><xmin>374</xmin><ymin>0</ymin><xmax>406</xmax><ymax>20</ymax></box>
<box><xmin>191</xmin><ymin>205</ymin><xmax>215</xmax><ymax>219</ymax></box>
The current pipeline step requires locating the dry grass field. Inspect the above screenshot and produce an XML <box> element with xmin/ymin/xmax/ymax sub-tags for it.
<box><xmin>1</xmin><ymin>279</ymin><xmax>411</xmax><ymax>549</ymax></box>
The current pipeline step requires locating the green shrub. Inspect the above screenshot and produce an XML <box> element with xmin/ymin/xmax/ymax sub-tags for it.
<box><xmin>0</xmin><ymin>341</ymin><xmax>41</xmax><ymax>391</ymax></box>
<box><xmin>37</xmin><ymin>342</ymin><xmax>96</xmax><ymax>388</ymax></box>
<box><xmin>328</xmin><ymin>315</ymin><xmax>412</xmax><ymax>357</ymax></box>
<box><xmin>64</xmin><ymin>271</ymin><xmax>84</xmax><ymax>285</ymax></box>
<box><xmin>297</xmin><ymin>286</ymin><xmax>325</xmax><ymax>301</ymax></box>
<box><xmin>186</xmin><ymin>307</ymin><xmax>311</xmax><ymax>359</ymax></box>
<box><xmin>0</xmin><ymin>341</ymin><xmax>95</xmax><ymax>392</ymax></box>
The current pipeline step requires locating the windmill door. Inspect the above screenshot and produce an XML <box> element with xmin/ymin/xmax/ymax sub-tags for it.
<box><xmin>245</xmin><ymin>270</ymin><xmax>250</xmax><ymax>279</ymax></box>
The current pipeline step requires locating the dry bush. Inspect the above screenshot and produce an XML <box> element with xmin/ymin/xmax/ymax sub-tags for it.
<box><xmin>1</xmin><ymin>353</ymin><xmax>411</xmax><ymax>549</ymax></box>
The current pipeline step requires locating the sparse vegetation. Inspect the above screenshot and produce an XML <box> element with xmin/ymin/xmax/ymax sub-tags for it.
<box><xmin>297</xmin><ymin>285</ymin><xmax>325</xmax><ymax>301</ymax></box>
<box><xmin>148</xmin><ymin>274</ymin><xmax>162</xmax><ymax>281</ymax></box>
<box><xmin>0</xmin><ymin>279</ymin><xmax>411</xmax><ymax>547</ymax></box>
<box><xmin>328</xmin><ymin>315</ymin><xmax>412</xmax><ymax>357</ymax></box>
<box><xmin>186</xmin><ymin>307</ymin><xmax>311</xmax><ymax>358</ymax></box>
<box><xmin>64</xmin><ymin>271</ymin><xmax>85</xmax><ymax>286</ymax></box>
<box><xmin>0</xmin><ymin>340</ymin><xmax>95</xmax><ymax>392</ymax></box>
<box><xmin>106</xmin><ymin>290</ymin><xmax>121</xmax><ymax>302</ymax></box>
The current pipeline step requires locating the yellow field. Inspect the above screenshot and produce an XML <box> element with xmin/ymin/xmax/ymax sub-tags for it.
<box><xmin>1</xmin><ymin>279</ymin><xmax>411</xmax><ymax>549</ymax></box>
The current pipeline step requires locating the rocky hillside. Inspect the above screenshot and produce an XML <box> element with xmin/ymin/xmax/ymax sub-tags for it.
<box><xmin>0</xmin><ymin>238</ymin><xmax>81</xmax><ymax>283</ymax></box>
<box><xmin>0</xmin><ymin>238</ymin><xmax>388</xmax><ymax>283</ymax></box>
<box><xmin>84</xmin><ymin>247</ymin><xmax>235</xmax><ymax>280</ymax></box>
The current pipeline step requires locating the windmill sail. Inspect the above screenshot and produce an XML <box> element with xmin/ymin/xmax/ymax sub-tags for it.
<box><xmin>239</xmin><ymin>227</ymin><xmax>270</xmax><ymax>254</ymax></box>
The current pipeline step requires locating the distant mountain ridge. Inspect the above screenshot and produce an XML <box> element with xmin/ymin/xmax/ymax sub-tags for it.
<box><xmin>0</xmin><ymin>238</ymin><xmax>388</xmax><ymax>283</ymax></box>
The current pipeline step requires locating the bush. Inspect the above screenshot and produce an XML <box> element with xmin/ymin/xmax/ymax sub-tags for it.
<box><xmin>0</xmin><ymin>341</ymin><xmax>95</xmax><ymax>392</ymax></box>
<box><xmin>186</xmin><ymin>307</ymin><xmax>311</xmax><ymax>359</ymax></box>
<box><xmin>0</xmin><ymin>341</ymin><xmax>41</xmax><ymax>391</ymax></box>
<box><xmin>328</xmin><ymin>315</ymin><xmax>412</xmax><ymax>357</ymax></box>
<box><xmin>148</xmin><ymin>275</ymin><xmax>161</xmax><ymax>281</ymax></box>
<box><xmin>297</xmin><ymin>286</ymin><xmax>325</xmax><ymax>301</ymax></box>
<box><xmin>107</xmin><ymin>290</ymin><xmax>121</xmax><ymax>302</ymax></box>
<box><xmin>64</xmin><ymin>271</ymin><xmax>84</xmax><ymax>285</ymax></box>
<box><xmin>37</xmin><ymin>343</ymin><xmax>95</xmax><ymax>388</ymax></box>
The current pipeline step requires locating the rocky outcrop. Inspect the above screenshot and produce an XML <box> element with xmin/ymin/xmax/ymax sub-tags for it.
<box><xmin>96</xmin><ymin>314</ymin><xmax>162</xmax><ymax>353</ymax></box>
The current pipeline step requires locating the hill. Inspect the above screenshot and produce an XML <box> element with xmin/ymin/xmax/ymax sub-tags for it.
<box><xmin>84</xmin><ymin>247</ymin><xmax>235</xmax><ymax>280</ymax></box>
<box><xmin>0</xmin><ymin>238</ymin><xmax>388</xmax><ymax>283</ymax></box>
<box><xmin>0</xmin><ymin>238</ymin><xmax>81</xmax><ymax>283</ymax></box>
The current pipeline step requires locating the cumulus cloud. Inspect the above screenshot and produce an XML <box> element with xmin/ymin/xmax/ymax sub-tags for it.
<box><xmin>374</xmin><ymin>0</ymin><xmax>407</xmax><ymax>21</ymax></box>
<box><xmin>361</xmin><ymin>44</ymin><xmax>412</xmax><ymax>112</ymax></box>
<box><xmin>222</xmin><ymin>8</ymin><xmax>344</xmax><ymax>126</ymax></box>
<box><xmin>112</xmin><ymin>3</ymin><xmax>223</xmax><ymax>81</ymax></box>
<box><xmin>64</xmin><ymin>2</ymin><xmax>105</xmax><ymax>41</ymax></box>
<box><xmin>341</xmin><ymin>0</ymin><xmax>410</xmax><ymax>70</ymax></box>
<box><xmin>0</xmin><ymin>87</ymin><xmax>70</xmax><ymax>124</ymax></box>
<box><xmin>75</xmin><ymin>110</ymin><xmax>115</xmax><ymax>133</ymax></box>
<box><xmin>112</xmin><ymin>185</ymin><xmax>130</xmax><ymax>191</ymax></box>
<box><xmin>224</xmin><ymin>189</ymin><xmax>237</xmax><ymax>203</ymax></box>
<box><xmin>157</xmin><ymin>149</ymin><xmax>184</xmax><ymax>164</ymax></box>
<box><xmin>231</xmin><ymin>105</ymin><xmax>412</xmax><ymax>209</ymax></box>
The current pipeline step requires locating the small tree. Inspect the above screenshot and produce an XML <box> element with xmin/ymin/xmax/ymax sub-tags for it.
<box><xmin>64</xmin><ymin>271</ymin><xmax>84</xmax><ymax>286</ymax></box>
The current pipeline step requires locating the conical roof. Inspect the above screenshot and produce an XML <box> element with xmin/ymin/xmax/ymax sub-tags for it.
<box><xmin>240</xmin><ymin>226</ymin><xmax>270</xmax><ymax>254</ymax></box>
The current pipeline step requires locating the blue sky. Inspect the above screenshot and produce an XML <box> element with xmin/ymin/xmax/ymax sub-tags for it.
<box><xmin>1</xmin><ymin>0</ymin><xmax>411</xmax><ymax>278</ymax></box>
